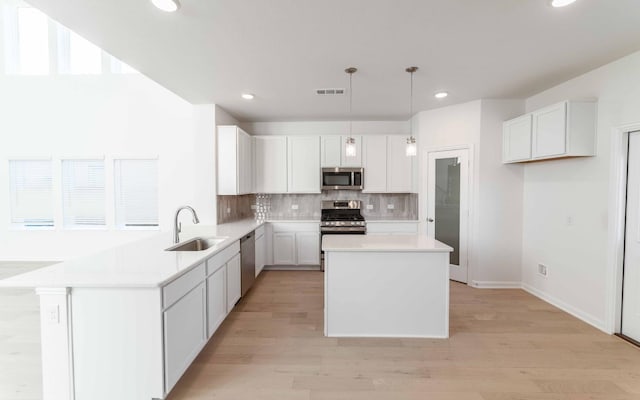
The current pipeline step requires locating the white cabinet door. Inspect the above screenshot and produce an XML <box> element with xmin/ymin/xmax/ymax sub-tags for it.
<box><xmin>503</xmin><ymin>114</ymin><xmax>532</xmax><ymax>162</ymax></box>
<box><xmin>532</xmin><ymin>102</ymin><xmax>567</xmax><ymax>158</ymax></box>
<box><xmin>206</xmin><ymin>266</ymin><xmax>227</xmax><ymax>338</ymax></box>
<box><xmin>288</xmin><ymin>136</ymin><xmax>321</xmax><ymax>193</ymax></box>
<box><xmin>273</xmin><ymin>232</ymin><xmax>296</xmax><ymax>265</ymax></box>
<box><xmin>362</xmin><ymin>135</ymin><xmax>387</xmax><ymax>192</ymax></box>
<box><xmin>254</xmin><ymin>136</ymin><xmax>288</xmax><ymax>193</ymax></box>
<box><xmin>386</xmin><ymin>135</ymin><xmax>414</xmax><ymax>193</ymax></box>
<box><xmin>341</xmin><ymin>135</ymin><xmax>362</xmax><ymax>167</ymax></box>
<box><xmin>226</xmin><ymin>254</ymin><xmax>241</xmax><ymax>313</ymax></box>
<box><xmin>238</xmin><ymin>129</ymin><xmax>253</xmax><ymax>194</ymax></box>
<box><xmin>321</xmin><ymin>136</ymin><xmax>342</xmax><ymax>167</ymax></box>
<box><xmin>296</xmin><ymin>232</ymin><xmax>320</xmax><ymax>265</ymax></box>
<box><xmin>255</xmin><ymin>234</ymin><xmax>265</xmax><ymax>276</ymax></box>
<box><xmin>164</xmin><ymin>283</ymin><xmax>206</xmax><ymax>392</ymax></box>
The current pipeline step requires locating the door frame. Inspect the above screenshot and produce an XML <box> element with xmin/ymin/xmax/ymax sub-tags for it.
<box><xmin>607</xmin><ymin>122</ymin><xmax>640</xmax><ymax>335</ymax></box>
<box><xmin>421</xmin><ymin>144</ymin><xmax>474</xmax><ymax>285</ymax></box>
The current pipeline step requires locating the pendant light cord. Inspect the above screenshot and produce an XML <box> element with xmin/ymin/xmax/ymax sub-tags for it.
<box><xmin>406</xmin><ymin>66</ymin><xmax>418</xmax><ymax>141</ymax></box>
<box><xmin>349</xmin><ymin>70</ymin><xmax>353</xmax><ymax>138</ymax></box>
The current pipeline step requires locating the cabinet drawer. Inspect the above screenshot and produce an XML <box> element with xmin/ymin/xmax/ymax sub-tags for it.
<box><xmin>271</xmin><ymin>222</ymin><xmax>319</xmax><ymax>233</ymax></box>
<box><xmin>206</xmin><ymin>241</ymin><xmax>240</xmax><ymax>276</ymax></box>
<box><xmin>162</xmin><ymin>263</ymin><xmax>206</xmax><ymax>309</ymax></box>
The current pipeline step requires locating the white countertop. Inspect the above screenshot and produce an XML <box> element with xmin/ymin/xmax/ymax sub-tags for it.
<box><xmin>322</xmin><ymin>234</ymin><xmax>453</xmax><ymax>252</ymax></box>
<box><xmin>0</xmin><ymin>219</ymin><xmax>264</xmax><ymax>289</ymax></box>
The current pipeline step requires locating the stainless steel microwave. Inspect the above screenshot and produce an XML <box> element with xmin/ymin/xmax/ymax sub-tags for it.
<box><xmin>321</xmin><ymin>168</ymin><xmax>364</xmax><ymax>190</ymax></box>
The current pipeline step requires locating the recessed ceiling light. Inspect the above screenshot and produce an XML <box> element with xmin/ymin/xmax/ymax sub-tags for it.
<box><xmin>151</xmin><ymin>0</ymin><xmax>180</xmax><ymax>12</ymax></box>
<box><xmin>434</xmin><ymin>91</ymin><xmax>448</xmax><ymax>99</ymax></box>
<box><xmin>241</xmin><ymin>93</ymin><xmax>255</xmax><ymax>100</ymax></box>
<box><xmin>551</xmin><ymin>0</ymin><xmax>577</xmax><ymax>7</ymax></box>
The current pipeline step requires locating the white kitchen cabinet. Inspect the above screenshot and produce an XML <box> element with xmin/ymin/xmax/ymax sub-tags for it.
<box><xmin>226</xmin><ymin>254</ymin><xmax>241</xmax><ymax>313</ymax></box>
<box><xmin>362</xmin><ymin>135</ymin><xmax>387</xmax><ymax>193</ymax></box>
<box><xmin>296</xmin><ymin>232</ymin><xmax>320</xmax><ymax>265</ymax></box>
<box><xmin>386</xmin><ymin>135</ymin><xmax>415</xmax><ymax>193</ymax></box>
<box><xmin>273</xmin><ymin>232</ymin><xmax>296</xmax><ymax>264</ymax></box>
<box><xmin>254</xmin><ymin>136</ymin><xmax>288</xmax><ymax>193</ymax></box>
<box><xmin>367</xmin><ymin>221</ymin><xmax>420</xmax><ymax>235</ymax></box>
<box><xmin>503</xmin><ymin>114</ymin><xmax>532</xmax><ymax>162</ymax></box>
<box><xmin>269</xmin><ymin>223</ymin><xmax>320</xmax><ymax>266</ymax></box>
<box><xmin>288</xmin><ymin>136</ymin><xmax>321</xmax><ymax>193</ymax></box>
<box><xmin>206</xmin><ymin>265</ymin><xmax>226</xmax><ymax>337</ymax></box>
<box><xmin>217</xmin><ymin>125</ymin><xmax>253</xmax><ymax>195</ymax></box>
<box><xmin>255</xmin><ymin>226</ymin><xmax>266</xmax><ymax>276</ymax></box>
<box><xmin>163</xmin><ymin>282</ymin><xmax>206</xmax><ymax>392</ymax></box>
<box><xmin>321</xmin><ymin>135</ymin><xmax>362</xmax><ymax>167</ymax></box>
<box><xmin>503</xmin><ymin>100</ymin><xmax>597</xmax><ymax>163</ymax></box>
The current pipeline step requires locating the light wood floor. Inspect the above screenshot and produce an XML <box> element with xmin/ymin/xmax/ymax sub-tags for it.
<box><xmin>168</xmin><ymin>271</ymin><xmax>640</xmax><ymax>400</ymax></box>
<box><xmin>2</xmin><ymin>267</ymin><xmax>640</xmax><ymax>400</ymax></box>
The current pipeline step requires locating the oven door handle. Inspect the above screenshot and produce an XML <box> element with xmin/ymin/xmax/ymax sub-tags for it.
<box><xmin>321</xmin><ymin>227</ymin><xmax>367</xmax><ymax>233</ymax></box>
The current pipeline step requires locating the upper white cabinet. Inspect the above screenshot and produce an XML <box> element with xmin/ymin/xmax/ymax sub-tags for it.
<box><xmin>386</xmin><ymin>135</ymin><xmax>416</xmax><ymax>193</ymax></box>
<box><xmin>217</xmin><ymin>125</ymin><xmax>253</xmax><ymax>195</ymax></box>
<box><xmin>288</xmin><ymin>136</ymin><xmax>321</xmax><ymax>193</ymax></box>
<box><xmin>503</xmin><ymin>100</ymin><xmax>597</xmax><ymax>164</ymax></box>
<box><xmin>503</xmin><ymin>115</ymin><xmax>532</xmax><ymax>162</ymax></box>
<box><xmin>254</xmin><ymin>136</ymin><xmax>288</xmax><ymax>193</ymax></box>
<box><xmin>362</xmin><ymin>135</ymin><xmax>388</xmax><ymax>193</ymax></box>
<box><xmin>321</xmin><ymin>135</ymin><xmax>362</xmax><ymax>167</ymax></box>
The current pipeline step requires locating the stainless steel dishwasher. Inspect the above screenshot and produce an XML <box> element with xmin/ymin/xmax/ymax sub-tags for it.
<box><xmin>240</xmin><ymin>231</ymin><xmax>255</xmax><ymax>296</ymax></box>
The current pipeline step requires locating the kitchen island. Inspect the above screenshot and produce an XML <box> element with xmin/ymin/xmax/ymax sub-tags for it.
<box><xmin>322</xmin><ymin>234</ymin><xmax>453</xmax><ymax>338</ymax></box>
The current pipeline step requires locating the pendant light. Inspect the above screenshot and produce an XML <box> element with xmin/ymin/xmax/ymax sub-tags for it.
<box><xmin>405</xmin><ymin>66</ymin><xmax>418</xmax><ymax>157</ymax></box>
<box><xmin>345</xmin><ymin>67</ymin><xmax>358</xmax><ymax>158</ymax></box>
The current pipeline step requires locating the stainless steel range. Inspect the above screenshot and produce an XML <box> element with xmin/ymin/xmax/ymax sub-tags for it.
<box><xmin>320</xmin><ymin>200</ymin><xmax>366</xmax><ymax>270</ymax></box>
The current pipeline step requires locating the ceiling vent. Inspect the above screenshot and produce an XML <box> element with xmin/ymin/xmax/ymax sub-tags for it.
<box><xmin>316</xmin><ymin>88</ymin><xmax>345</xmax><ymax>95</ymax></box>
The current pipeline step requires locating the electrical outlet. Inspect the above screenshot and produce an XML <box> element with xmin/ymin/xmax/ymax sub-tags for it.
<box><xmin>366</xmin><ymin>204</ymin><xmax>374</xmax><ymax>210</ymax></box>
<box><xmin>46</xmin><ymin>305</ymin><xmax>59</xmax><ymax>324</ymax></box>
<box><xmin>538</xmin><ymin>263</ymin><xmax>548</xmax><ymax>277</ymax></box>
<box><xmin>387</xmin><ymin>204</ymin><xmax>395</xmax><ymax>210</ymax></box>
<box><xmin>291</xmin><ymin>204</ymin><xmax>299</xmax><ymax>210</ymax></box>
<box><xmin>251</xmin><ymin>204</ymin><xmax>257</xmax><ymax>210</ymax></box>
<box><xmin>226</xmin><ymin>208</ymin><xmax>231</xmax><ymax>214</ymax></box>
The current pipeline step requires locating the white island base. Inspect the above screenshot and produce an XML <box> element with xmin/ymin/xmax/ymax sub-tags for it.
<box><xmin>322</xmin><ymin>235</ymin><xmax>453</xmax><ymax>338</ymax></box>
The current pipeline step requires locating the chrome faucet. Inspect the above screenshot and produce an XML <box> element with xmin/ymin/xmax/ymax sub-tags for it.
<box><xmin>173</xmin><ymin>206</ymin><xmax>200</xmax><ymax>243</ymax></box>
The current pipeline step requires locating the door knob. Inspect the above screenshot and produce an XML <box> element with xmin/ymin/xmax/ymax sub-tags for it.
<box><xmin>427</xmin><ymin>218</ymin><xmax>434</xmax><ymax>222</ymax></box>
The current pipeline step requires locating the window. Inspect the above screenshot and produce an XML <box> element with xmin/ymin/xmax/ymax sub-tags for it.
<box><xmin>114</xmin><ymin>159</ymin><xmax>159</xmax><ymax>229</ymax></box>
<box><xmin>16</xmin><ymin>7</ymin><xmax>50</xmax><ymax>74</ymax></box>
<box><xmin>57</xmin><ymin>26</ymin><xmax>102</xmax><ymax>74</ymax></box>
<box><xmin>61</xmin><ymin>160</ymin><xmax>106</xmax><ymax>228</ymax></box>
<box><xmin>9</xmin><ymin>160</ymin><xmax>54</xmax><ymax>228</ymax></box>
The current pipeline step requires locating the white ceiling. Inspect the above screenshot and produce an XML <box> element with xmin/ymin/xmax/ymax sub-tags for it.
<box><xmin>25</xmin><ymin>0</ymin><xmax>640</xmax><ymax>121</ymax></box>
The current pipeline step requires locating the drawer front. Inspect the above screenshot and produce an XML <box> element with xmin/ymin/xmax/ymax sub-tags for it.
<box><xmin>162</xmin><ymin>263</ymin><xmax>206</xmax><ymax>309</ymax></box>
<box><xmin>271</xmin><ymin>222</ymin><xmax>319</xmax><ymax>233</ymax></box>
<box><xmin>206</xmin><ymin>241</ymin><xmax>240</xmax><ymax>276</ymax></box>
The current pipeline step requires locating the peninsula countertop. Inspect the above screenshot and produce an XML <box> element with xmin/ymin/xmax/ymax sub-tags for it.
<box><xmin>322</xmin><ymin>234</ymin><xmax>453</xmax><ymax>253</ymax></box>
<box><xmin>0</xmin><ymin>219</ymin><xmax>264</xmax><ymax>289</ymax></box>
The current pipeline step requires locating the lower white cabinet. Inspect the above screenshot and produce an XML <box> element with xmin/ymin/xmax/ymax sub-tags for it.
<box><xmin>255</xmin><ymin>232</ymin><xmax>266</xmax><ymax>276</ymax></box>
<box><xmin>273</xmin><ymin>232</ymin><xmax>296</xmax><ymax>264</ymax></box>
<box><xmin>163</xmin><ymin>282</ymin><xmax>206</xmax><ymax>392</ymax></box>
<box><xmin>226</xmin><ymin>254</ymin><xmax>241</xmax><ymax>313</ymax></box>
<box><xmin>206</xmin><ymin>265</ymin><xmax>226</xmax><ymax>337</ymax></box>
<box><xmin>270</xmin><ymin>223</ymin><xmax>320</xmax><ymax>266</ymax></box>
<box><xmin>296</xmin><ymin>232</ymin><xmax>320</xmax><ymax>265</ymax></box>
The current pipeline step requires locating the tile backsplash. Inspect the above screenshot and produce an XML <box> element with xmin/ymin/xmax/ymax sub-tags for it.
<box><xmin>217</xmin><ymin>192</ymin><xmax>418</xmax><ymax>223</ymax></box>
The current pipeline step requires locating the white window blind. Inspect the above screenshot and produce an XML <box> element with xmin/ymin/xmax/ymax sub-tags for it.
<box><xmin>9</xmin><ymin>160</ymin><xmax>54</xmax><ymax>227</ymax></box>
<box><xmin>114</xmin><ymin>159</ymin><xmax>159</xmax><ymax>228</ymax></box>
<box><xmin>62</xmin><ymin>160</ymin><xmax>106</xmax><ymax>228</ymax></box>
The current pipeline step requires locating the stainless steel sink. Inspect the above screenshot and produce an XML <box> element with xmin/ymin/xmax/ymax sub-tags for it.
<box><xmin>165</xmin><ymin>237</ymin><xmax>228</xmax><ymax>252</ymax></box>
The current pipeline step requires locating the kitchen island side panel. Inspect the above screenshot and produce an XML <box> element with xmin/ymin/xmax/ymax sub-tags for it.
<box><xmin>325</xmin><ymin>251</ymin><xmax>449</xmax><ymax>338</ymax></box>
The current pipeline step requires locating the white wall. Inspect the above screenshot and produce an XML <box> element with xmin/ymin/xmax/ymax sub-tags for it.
<box><xmin>416</xmin><ymin>99</ymin><xmax>524</xmax><ymax>287</ymax></box>
<box><xmin>521</xmin><ymin>50</ymin><xmax>640</xmax><ymax>331</ymax></box>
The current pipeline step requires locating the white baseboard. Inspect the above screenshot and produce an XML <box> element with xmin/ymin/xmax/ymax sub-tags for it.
<box><xmin>470</xmin><ymin>280</ymin><xmax>522</xmax><ymax>289</ymax></box>
<box><xmin>521</xmin><ymin>283</ymin><xmax>607</xmax><ymax>333</ymax></box>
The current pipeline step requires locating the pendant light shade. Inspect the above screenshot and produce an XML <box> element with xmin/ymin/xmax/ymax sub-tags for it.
<box><xmin>345</xmin><ymin>67</ymin><xmax>358</xmax><ymax>158</ymax></box>
<box><xmin>406</xmin><ymin>66</ymin><xmax>418</xmax><ymax>157</ymax></box>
